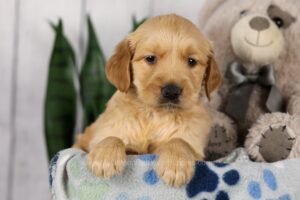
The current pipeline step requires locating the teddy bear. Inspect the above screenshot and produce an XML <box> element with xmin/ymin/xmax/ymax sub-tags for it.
<box><xmin>199</xmin><ymin>0</ymin><xmax>300</xmax><ymax>162</ymax></box>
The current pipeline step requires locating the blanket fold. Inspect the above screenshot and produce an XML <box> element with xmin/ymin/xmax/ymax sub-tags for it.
<box><xmin>49</xmin><ymin>148</ymin><xmax>300</xmax><ymax>200</ymax></box>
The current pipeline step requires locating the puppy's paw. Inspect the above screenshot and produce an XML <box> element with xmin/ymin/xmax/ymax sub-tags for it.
<box><xmin>156</xmin><ymin>151</ymin><xmax>195</xmax><ymax>187</ymax></box>
<box><xmin>87</xmin><ymin>137</ymin><xmax>126</xmax><ymax>178</ymax></box>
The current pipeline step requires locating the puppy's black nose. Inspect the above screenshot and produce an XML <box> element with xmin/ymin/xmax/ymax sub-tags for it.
<box><xmin>161</xmin><ymin>84</ymin><xmax>182</xmax><ymax>101</ymax></box>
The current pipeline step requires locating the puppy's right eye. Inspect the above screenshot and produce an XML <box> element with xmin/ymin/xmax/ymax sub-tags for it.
<box><xmin>187</xmin><ymin>58</ymin><xmax>198</xmax><ymax>67</ymax></box>
<box><xmin>145</xmin><ymin>55</ymin><xmax>157</xmax><ymax>65</ymax></box>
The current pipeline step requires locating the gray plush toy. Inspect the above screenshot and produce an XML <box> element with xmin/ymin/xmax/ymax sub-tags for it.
<box><xmin>200</xmin><ymin>0</ymin><xmax>300</xmax><ymax>162</ymax></box>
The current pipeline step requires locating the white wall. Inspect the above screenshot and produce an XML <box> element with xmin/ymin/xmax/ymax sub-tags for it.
<box><xmin>0</xmin><ymin>0</ymin><xmax>206</xmax><ymax>199</ymax></box>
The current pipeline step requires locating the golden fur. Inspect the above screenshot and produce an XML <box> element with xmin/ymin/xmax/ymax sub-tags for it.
<box><xmin>74</xmin><ymin>14</ymin><xmax>221</xmax><ymax>187</ymax></box>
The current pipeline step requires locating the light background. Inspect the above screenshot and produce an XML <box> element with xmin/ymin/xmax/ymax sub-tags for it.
<box><xmin>0</xmin><ymin>0</ymin><xmax>206</xmax><ymax>199</ymax></box>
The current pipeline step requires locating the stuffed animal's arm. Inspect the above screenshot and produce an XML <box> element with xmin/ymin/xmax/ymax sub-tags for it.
<box><xmin>287</xmin><ymin>92</ymin><xmax>300</xmax><ymax>115</ymax></box>
<box><xmin>205</xmin><ymin>107</ymin><xmax>238</xmax><ymax>160</ymax></box>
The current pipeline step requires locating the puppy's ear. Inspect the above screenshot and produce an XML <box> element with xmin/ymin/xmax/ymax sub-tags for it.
<box><xmin>105</xmin><ymin>38</ymin><xmax>132</xmax><ymax>92</ymax></box>
<box><xmin>204</xmin><ymin>54</ymin><xmax>222</xmax><ymax>100</ymax></box>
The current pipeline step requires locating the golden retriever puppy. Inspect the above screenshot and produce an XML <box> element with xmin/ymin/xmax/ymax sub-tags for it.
<box><xmin>74</xmin><ymin>14</ymin><xmax>221</xmax><ymax>187</ymax></box>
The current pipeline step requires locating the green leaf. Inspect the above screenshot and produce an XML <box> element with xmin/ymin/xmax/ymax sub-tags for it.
<box><xmin>80</xmin><ymin>16</ymin><xmax>115</xmax><ymax>128</ymax></box>
<box><xmin>131</xmin><ymin>15</ymin><xmax>147</xmax><ymax>32</ymax></box>
<box><xmin>44</xmin><ymin>19</ymin><xmax>77</xmax><ymax>160</ymax></box>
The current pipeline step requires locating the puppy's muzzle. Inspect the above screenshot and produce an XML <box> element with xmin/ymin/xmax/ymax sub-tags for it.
<box><xmin>161</xmin><ymin>84</ymin><xmax>182</xmax><ymax>102</ymax></box>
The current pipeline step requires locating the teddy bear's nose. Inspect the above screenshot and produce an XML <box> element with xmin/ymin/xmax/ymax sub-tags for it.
<box><xmin>249</xmin><ymin>16</ymin><xmax>270</xmax><ymax>31</ymax></box>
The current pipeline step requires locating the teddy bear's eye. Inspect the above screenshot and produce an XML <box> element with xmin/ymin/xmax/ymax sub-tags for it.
<box><xmin>145</xmin><ymin>55</ymin><xmax>157</xmax><ymax>65</ymax></box>
<box><xmin>240</xmin><ymin>10</ymin><xmax>249</xmax><ymax>17</ymax></box>
<box><xmin>187</xmin><ymin>58</ymin><xmax>198</xmax><ymax>68</ymax></box>
<box><xmin>272</xmin><ymin>17</ymin><xmax>285</xmax><ymax>28</ymax></box>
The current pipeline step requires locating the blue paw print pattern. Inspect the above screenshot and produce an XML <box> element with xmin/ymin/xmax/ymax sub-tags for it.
<box><xmin>139</xmin><ymin>154</ymin><xmax>157</xmax><ymax>162</ymax></box>
<box><xmin>137</xmin><ymin>196</ymin><xmax>151</xmax><ymax>200</ymax></box>
<box><xmin>279</xmin><ymin>194</ymin><xmax>292</xmax><ymax>200</ymax></box>
<box><xmin>116</xmin><ymin>193</ymin><xmax>129</xmax><ymax>200</ymax></box>
<box><xmin>214</xmin><ymin>163</ymin><xmax>229</xmax><ymax>168</ymax></box>
<box><xmin>223</xmin><ymin>170</ymin><xmax>240</xmax><ymax>186</ymax></box>
<box><xmin>143</xmin><ymin>169</ymin><xmax>159</xmax><ymax>185</ymax></box>
<box><xmin>248</xmin><ymin>169</ymin><xmax>291</xmax><ymax>200</ymax></box>
<box><xmin>216</xmin><ymin>191</ymin><xmax>230</xmax><ymax>200</ymax></box>
<box><xmin>116</xmin><ymin>193</ymin><xmax>151</xmax><ymax>200</ymax></box>
<box><xmin>248</xmin><ymin>181</ymin><xmax>262</xmax><ymax>199</ymax></box>
<box><xmin>139</xmin><ymin>154</ymin><xmax>159</xmax><ymax>186</ymax></box>
<box><xmin>186</xmin><ymin>162</ymin><xmax>219</xmax><ymax>197</ymax></box>
<box><xmin>263</xmin><ymin>169</ymin><xmax>277</xmax><ymax>191</ymax></box>
<box><xmin>49</xmin><ymin>152</ymin><xmax>60</xmax><ymax>186</ymax></box>
<box><xmin>186</xmin><ymin>162</ymin><xmax>240</xmax><ymax>199</ymax></box>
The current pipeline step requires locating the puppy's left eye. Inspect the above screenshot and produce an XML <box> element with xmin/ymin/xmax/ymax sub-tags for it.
<box><xmin>187</xmin><ymin>58</ymin><xmax>197</xmax><ymax>67</ymax></box>
<box><xmin>145</xmin><ymin>55</ymin><xmax>157</xmax><ymax>65</ymax></box>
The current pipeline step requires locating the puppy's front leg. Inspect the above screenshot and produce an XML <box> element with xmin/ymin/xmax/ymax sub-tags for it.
<box><xmin>155</xmin><ymin>138</ymin><xmax>198</xmax><ymax>187</ymax></box>
<box><xmin>87</xmin><ymin>136</ymin><xmax>126</xmax><ymax>178</ymax></box>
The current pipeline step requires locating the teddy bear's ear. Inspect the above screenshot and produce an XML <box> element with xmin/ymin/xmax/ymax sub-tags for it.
<box><xmin>204</xmin><ymin>54</ymin><xmax>222</xmax><ymax>100</ymax></box>
<box><xmin>199</xmin><ymin>0</ymin><xmax>225</xmax><ymax>27</ymax></box>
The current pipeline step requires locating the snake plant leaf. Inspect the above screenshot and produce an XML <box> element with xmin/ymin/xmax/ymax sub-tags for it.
<box><xmin>131</xmin><ymin>15</ymin><xmax>147</xmax><ymax>32</ymax></box>
<box><xmin>45</xmin><ymin>19</ymin><xmax>77</xmax><ymax>160</ymax></box>
<box><xmin>80</xmin><ymin>16</ymin><xmax>115</xmax><ymax>128</ymax></box>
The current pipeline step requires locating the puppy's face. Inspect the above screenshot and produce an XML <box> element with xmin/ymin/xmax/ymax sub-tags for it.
<box><xmin>106</xmin><ymin>15</ymin><xmax>221</xmax><ymax>109</ymax></box>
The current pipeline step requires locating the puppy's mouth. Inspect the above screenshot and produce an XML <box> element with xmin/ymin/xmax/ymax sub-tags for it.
<box><xmin>158</xmin><ymin>99</ymin><xmax>181</xmax><ymax>109</ymax></box>
<box><xmin>158</xmin><ymin>102</ymin><xmax>181</xmax><ymax>109</ymax></box>
<box><xmin>244</xmin><ymin>37</ymin><xmax>273</xmax><ymax>48</ymax></box>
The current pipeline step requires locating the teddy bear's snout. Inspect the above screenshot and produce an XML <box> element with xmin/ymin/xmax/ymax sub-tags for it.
<box><xmin>249</xmin><ymin>16</ymin><xmax>270</xmax><ymax>31</ymax></box>
<box><xmin>231</xmin><ymin>13</ymin><xmax>285</xmax><ymax>65</ymax></box>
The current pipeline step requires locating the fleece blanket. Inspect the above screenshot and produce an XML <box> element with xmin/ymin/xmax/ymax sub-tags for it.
<box><xmin>49</xmin><ymin>148</ymin><xmax>300</xmax><ymax>200</ymax></box>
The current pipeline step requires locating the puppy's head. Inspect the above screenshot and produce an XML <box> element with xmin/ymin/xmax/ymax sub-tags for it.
<box><xmin>106</xmin><ymin>14</ymin><xmax>221</xmax><ymax>109</ymax></box>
